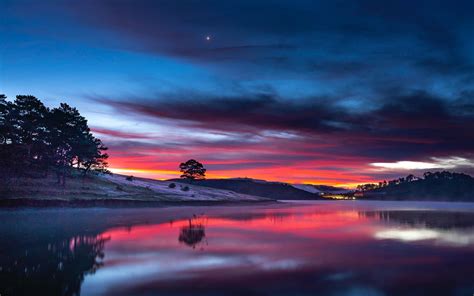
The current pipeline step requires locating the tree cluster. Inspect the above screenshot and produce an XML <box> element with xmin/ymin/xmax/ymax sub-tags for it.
<box><xmin>0</xmin><ymin>95</ymin><xmax>109</xmax><ymax>185</ymax></box>
<box><xmin>356</xmin><ymin>171</ymin><xmax>470</xmax><ymax>192</ymax></box>
<box><xmin>422</xmin><ymin>171</ymin><xmax>470</xmax><ymax>181</ymax></box>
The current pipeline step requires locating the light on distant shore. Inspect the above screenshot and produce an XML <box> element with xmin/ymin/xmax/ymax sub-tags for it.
<box><xmin>322</xmin><ymin>194</ymin><xmax>355</xmax><ymax>200</ymax></box>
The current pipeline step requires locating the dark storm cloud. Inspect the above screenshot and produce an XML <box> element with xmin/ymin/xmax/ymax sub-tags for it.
<box><xmin>95</xmin><ymin>89</ymin><xmax>474</xmax><ymax>160</ymax></box>
<box><xmin>42</xmin><ymin>0</ymin><xmax>472</xmax><ymax>123</ymax></box>
<box><xmin>96</xmin><ymin>93</ymin><xmax>353</xmax><ymax>133</ymax></box>
<box><xmin>6</xmin><ymin>0</ymin><xmax>474</xmax><ymax>92</ymax></box>
<box><xmin>13</xmin><ymin>0</ymin><xmax>468</xmax><ymax>77</ymax></box>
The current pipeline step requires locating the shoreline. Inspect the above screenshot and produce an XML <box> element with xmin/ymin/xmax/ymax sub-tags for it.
<box><xmin>2</xmin><ymin>197</ymin><xmax>473</xmax><ymax>209</ymax></box>
<box><xmin>0</xmin><ymin>198</ymin><xmax>278</xmax><ymax>208</ymax></box>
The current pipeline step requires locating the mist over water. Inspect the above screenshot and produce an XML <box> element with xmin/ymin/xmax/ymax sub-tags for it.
<box><xmin>1</xmin><ymin>201</ymin><xmax>474</xmax><ymax>296</ymax></box>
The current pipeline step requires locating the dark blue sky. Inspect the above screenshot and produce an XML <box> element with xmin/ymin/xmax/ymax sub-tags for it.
<box><xmin>1</xmin><ymin>0</ymin><xmax>474</xmax><ymax>185</ymax></box>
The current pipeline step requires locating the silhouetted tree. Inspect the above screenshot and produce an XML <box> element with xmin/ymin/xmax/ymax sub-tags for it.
<box><xmin>356</xmin><ymin>183</ymin><xmax>378</xmax><ymax>192</ymax></box>
<box><xmin>0</xmin><ymin>94</ymin><xmax>10</xmax><ymax>144</ymax></box>
<box><xmin>0</xmin><ymin>95</ymin><xmax>109</xmax><ymax>187</ymax></box>
<box><xmin>423</xmin><ymin>172</ymin><xmax>433</xmax><ymax>179</ymax></box>
<box><xmin>48</xmin><ymin>103</ymin><xmax>109</xmax><ymax>185</ymax></box>
<box><xmin>179</xmin><ymin>159</ymin><xmax>206</xmax><ymax>180</ymax></box>
<box><xmin>406</xmin><ymin>174</ymin><xmax>417</xmax><ymax>182</ymax></box>
<box><xmin>0</xmin><ymin>95</ymin><xmax>25</xmax><ymax>184</ymax></box>
<box><xmin>12</xmin><ymin>95</ymin><xmax>50</xmax><ymax>173</ymax></box>
<box><xmin>79</xmin><ymin>136</ymin><xmax>109</xmax><ymax>176</ymax></box>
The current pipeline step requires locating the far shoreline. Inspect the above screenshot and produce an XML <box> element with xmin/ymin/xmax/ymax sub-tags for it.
<box><xmin>2</xmin><ymin>197</ymin><xmax>474</xmax><ymax>209</ymax></box>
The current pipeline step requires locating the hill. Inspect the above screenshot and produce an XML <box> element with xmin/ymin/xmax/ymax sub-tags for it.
<box><xmin>359</xmin><ymin>171</ymin><xmax>474</xmax><ymax>201</ymax></box>
<box><xmin>173</xmin><ymin>178</ymin><xmax>327</xmax><ymax>200</ymax></box>
<box><xmin>0</xmin><ymin>174</ymin><xmax>268</xmax><ymax>206</ymax></box>
<box><xmin>292</xmin><ymin>184</ymin><xmax>349</xmax><ymax>195</ymax></box>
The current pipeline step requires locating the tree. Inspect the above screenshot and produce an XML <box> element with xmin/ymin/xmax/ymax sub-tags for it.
<box><xmin>179</xmin><ymin>159</ymin><xmax>206</xmax><ymax>180</ymax></box>
<box><xmin>48</xmin><ymin>104</ymin><xmax>80</xmax><ymax>185</ymax></box>
<box><xmin>11</xmin><ymin>95</ymin><xmax>50</xmax><ymax>172</ymax></box>
<box><xmin>0</xmin><ymin>95</ymin><xmax>26</xmax><ymax>183</ymax></box>
<box><xmin>0</xmin><ymin>95</ymin><xmax>22</xmax><ymax>146</ymax></box>
<box><xmin>79</xmin><ymin>136</ymin><xmax>109</xmax><ymax>176</ymax></box>
<box><xmin>406</xmin><ymin>174</ymin><xmax>417</xmax><ymax>182</ymax></box>
<box><xmin>49</xmin><ymin>103</ymin><xmax>109</xmax><ymax>184</ymax></box>
<box><xmin>0</xmin><ymin>94</ymin><xmax>9</xmax><ymax>144</ymax></box>
<box><xmin>0</xmin><ymin>95</ymin><xmax>109</xmax><ymax>187</ymax></box>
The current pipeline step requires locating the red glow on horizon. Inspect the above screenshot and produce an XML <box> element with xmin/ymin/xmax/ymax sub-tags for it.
<box><xmin>97</xmin><ymin>130</ymin><xmax>394</xmax><ymax>187</ymax></box>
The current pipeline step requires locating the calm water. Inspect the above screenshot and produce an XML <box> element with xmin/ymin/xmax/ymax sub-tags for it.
<box><xmin>1</xmin><ymin>201</ymin><xmax>474</xmax><ymax>296</ymax></box>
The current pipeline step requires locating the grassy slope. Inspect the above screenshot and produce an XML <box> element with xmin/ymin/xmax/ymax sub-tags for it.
<box><xmin>0</xmin><ymin>174</ymin><xmax>268</xmax><ymax>202</ymax></box>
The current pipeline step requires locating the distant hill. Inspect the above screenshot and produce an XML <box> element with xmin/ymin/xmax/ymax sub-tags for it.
<box><xmin>292</xmin><ymin>184</ymin><xmax>349</xmax><ymax>195</ymax></box>
<box><xmin>358</xmin><ymin>171</ymin><xmax>474</xmax><ymax>201</ymax></box>
<box><xmin>173</xmin><ymin>178</ymin><xmax>328</xmax><ymax>200</ymax></box>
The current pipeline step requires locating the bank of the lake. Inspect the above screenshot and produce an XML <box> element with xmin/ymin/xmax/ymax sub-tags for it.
<box><xmin>0</xmin><ymin>174</ymin><xmax>269</xmax><ymax>207</ymax></box>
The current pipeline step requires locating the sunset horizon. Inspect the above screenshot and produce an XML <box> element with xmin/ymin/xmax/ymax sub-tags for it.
<box><xmin>3</xmin><ymin>0</ymin><xmax>474</xmax><ymax>186</ymax></box>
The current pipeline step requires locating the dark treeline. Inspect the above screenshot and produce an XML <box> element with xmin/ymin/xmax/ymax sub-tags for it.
<box><xmin>356</xmin><ymin>174</ymin><xmax>420</xmax><ymax>192</ymax></box>
<box><xmin>356</xmin><ymin>171</ymin><xmax>474</xmax><ymax>201</ymax></box>
<box><xmin>356</xmin><ymin>171</ymin><xmax>473</xmax><ymax>191</ymax></box>
<box><xmin>0</xmin><ymin>95</ymin><xmax>108</xmax><ymax>186</ymax></box>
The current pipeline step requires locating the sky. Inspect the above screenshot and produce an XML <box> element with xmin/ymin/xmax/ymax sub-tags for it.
<box><xmin>1</xmin><ymin>0</ymin><xmax>474</xmax><ymax>187</ymax></box>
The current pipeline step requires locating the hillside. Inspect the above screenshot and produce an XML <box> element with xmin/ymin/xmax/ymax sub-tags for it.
<box><xmin>0</xmin><ymin>174</ymin><xmax>268</xmax><ymax>205</ymax></box>
<box><xmin>173</xmin><ymin>178</ymin><xmax>326</xmax><ymax>200</ymax></box>
<box><xmin>292</xmin><ymin>184</ymin><xmax>349</xmax><ymax>195</ymax></box>
<box><xmin>360</xmin><ymin>171</ymin><xmax>474</xmax><ymax>201</ymax></box>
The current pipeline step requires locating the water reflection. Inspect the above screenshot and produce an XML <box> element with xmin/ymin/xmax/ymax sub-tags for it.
<box><xmin>360</xmin><ymin>210</ymin><xmax>474</xmax><ymax>229</ymax></box>
<box><xmin>178</xmin><ymin>217</ymin><xmax>207</xmax><ymax>249</ymax></box>
<box><xmin>361</xmin><ymin>210</ymin><xmax>474</xmax><ymax>246</ymax></box>
<box><xmin>0</xmin><ymin>235</ymin><xmax>109</xmax><ymax>296</ymax></box>
<box><xmin>1</xmin><ymin>202</ymin><xmax>474</xmax><ymax>296</ymax></box>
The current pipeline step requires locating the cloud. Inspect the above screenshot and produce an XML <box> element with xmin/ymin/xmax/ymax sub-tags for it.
<box><xmin>75</xmin><ymin>1</ymin><xmax>473</xmax><ymax>86</ymax></box>
<box><xmin>89</xmin><ymin>87</ymin><xmax>474</xmax><ymax>184</ymax></box>
<box><xmin>94</xmin><ymin>90</ymin><xmax>474</xmax><ymax>160</ymax></box>
<box><xmin>96</xmin><ymin>93</ymin><xmax>349</xmax><ymax>134</ymax></box>
<box><xmin>371</xmin><ymin>157</ymin><xmax>474</xmax><ymax>171</ymax></box>
<box><xmin>91</xmin><ymin>127</ymin><xmax>154</xmax><ymax>140</ymax></box>
<box><xmin>9</xmin><ymin>0</ymin><xmax>474</xmax><ymax>82</ymax></box>
<box><xmin>4</xmin><ymin>0</ymin><xmax>474</xmax><ymax>184</ymax></box>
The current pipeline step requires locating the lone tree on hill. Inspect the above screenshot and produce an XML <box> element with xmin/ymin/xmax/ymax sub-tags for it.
<box><xmin>179</xmin><ymin>159</ymin><xmax>206</xmax><ymax>180</ymax></box>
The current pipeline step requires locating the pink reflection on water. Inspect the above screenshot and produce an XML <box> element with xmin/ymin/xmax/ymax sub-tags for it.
<box><xmin>81</xmin><ymin>203</ymin><xmax>474</xmax><ymax>296</ymax></box>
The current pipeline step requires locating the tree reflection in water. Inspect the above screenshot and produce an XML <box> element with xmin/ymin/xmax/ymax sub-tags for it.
<box><xmin>359</xmin><ymin>210</ymin><xmax>474</xmax><ymax>229</ymax></box>
<box><xmin>0</xmin><ymin>234</ymin><xmax>109</xmax><ymax>296</ymax></box>
<box><xmin>178</xmin><ymin>217</ymin><xmax>207</xmax><ymax>249</ymax></box>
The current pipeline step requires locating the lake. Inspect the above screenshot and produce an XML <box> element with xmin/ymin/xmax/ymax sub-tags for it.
<box><xmin>1</xmin><ymin>201</ymin><xmax>474</xmax><ymax>296</ymax></box>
